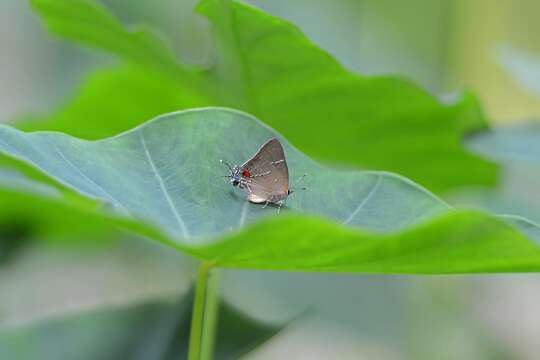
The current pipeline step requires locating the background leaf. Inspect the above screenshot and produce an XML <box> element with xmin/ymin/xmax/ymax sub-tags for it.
<box><xmin>28</xmin><ymin>0</ymin><xmax>202</xmax><ymax>85</ymax></box>
<box><xmin>460</xmin><ymin>124</ymin><xmax>540</xmax><ymax>223</ymax></box>
<box><xmin>468</xmin><ymin>123</ymin><xmax>540</xmax><ymax>165</ymax></box>
<box><xmin>16</xmin><ymin>66</ymin><xmax>210</xmax><ymax>139</ymax></box>
<box><xmin>1</xmin><ymin>108</ymin><xmax>539</xmax><ymax>273</ymax></box>
<box><xmin>498</xmin><ymin>46</ymin><xmax>540</xmax><ymax>98</ymax></box>
<box><xmin>0</xmin><ymin>290</ymin><xmax>282</xmax><ymax>360</ymax></box>
<box><xmin>25</xmin><ymin>0</ymin><xmax>497</xmax><ymax>193</ymax></box>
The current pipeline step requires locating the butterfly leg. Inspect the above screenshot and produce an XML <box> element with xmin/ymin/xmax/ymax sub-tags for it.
<box><xmin>262</xmin><ymin>201</ymin><xmax>270</xmax><ymax>209</ymax></box>
<box><xmin>277</xmin><ymin>200</ymin><xmax>285</xmax><ymax>214</ymax></box>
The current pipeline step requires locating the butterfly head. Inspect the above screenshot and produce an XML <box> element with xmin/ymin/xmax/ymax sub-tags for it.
<box><xmin>221</xmin><ymin>160</ymin><xmax>243</xmax><ymax>187</ymax></box>
<box><xmin>230</xmin><ymin>167</ymin><xmax>243</xmax><ymax>187</ymax></box>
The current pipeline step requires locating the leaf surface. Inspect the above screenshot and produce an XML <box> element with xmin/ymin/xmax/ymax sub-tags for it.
<box><xmin>0</xmin><ymin>108</ymin><xmax>539</xmax><ymax>273</ymax></box>
<box><xmin>0</xmin><ymin>108</ymin><xmax>450</xmax><ymax>241</ymax></box>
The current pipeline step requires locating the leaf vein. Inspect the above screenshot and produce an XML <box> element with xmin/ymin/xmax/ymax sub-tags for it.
<box><xmin>138</xmin><ymin>130</ymin><xmax>190</xmax><ymax>238</ymax></box>
<box><xmin>343</xmin><ymin>175</ymin><xmax>382</xmax><ymax>225</ymax></box>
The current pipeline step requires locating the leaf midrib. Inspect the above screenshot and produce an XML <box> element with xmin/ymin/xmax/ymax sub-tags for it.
<box><xmin>138</xmin><ymin>130</ymin><xmax>190</xmax><ymax>238</ymax></box>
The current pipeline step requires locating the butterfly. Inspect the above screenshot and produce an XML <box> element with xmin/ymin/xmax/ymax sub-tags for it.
<box><xmin>222</xmin><ymin>138</ymin><xmax>292</xmax><ymax>207</ymax></box>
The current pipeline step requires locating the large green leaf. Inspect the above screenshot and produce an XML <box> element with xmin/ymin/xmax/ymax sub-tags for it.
<box><xmin>25</xmin><ymin>0</ymin><xmax>497</xmax><ymax>193</ymax></box>
<box><xmin>0</xmin><ymin>108</ymin><xmax>450</xmax><ymax>240</ymax></box>
<box><xmin>0</xmin><ymin>108</ymin><xmax>539</xmax><ymax>273</ymax></box>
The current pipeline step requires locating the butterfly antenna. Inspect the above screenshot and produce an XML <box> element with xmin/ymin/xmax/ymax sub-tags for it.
<box><xmin>293</xmin><ymin>173</ymin><xmax>309</xmax><ymax>191</ymax></box>
<box><xmin>219</xmin><ymin>159</ymin><xmax>233</xmax><ymax>171</ymax></box>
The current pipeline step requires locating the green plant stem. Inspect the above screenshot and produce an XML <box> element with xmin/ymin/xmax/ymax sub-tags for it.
<box><xmin>200</xmin><ymin>266</ymin><xmax>220</xmax><ymax>360</ymax></box>
<box><xmin>188</xmin><ymin>261</ymin><xmax>220</xmax><ymax>360</ymax></box>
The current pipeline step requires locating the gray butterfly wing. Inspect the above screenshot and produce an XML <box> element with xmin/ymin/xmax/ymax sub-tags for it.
<box><xmin>241</xmin><ymin>138</ymin><xmax>289</xmax><ymax>203</ymax></box>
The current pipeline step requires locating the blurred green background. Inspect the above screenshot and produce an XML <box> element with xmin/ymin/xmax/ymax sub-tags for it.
<box><xmin>2</xmin><ymin>0</ymin><xmax>540</xmax><ymax>359</ymax></box>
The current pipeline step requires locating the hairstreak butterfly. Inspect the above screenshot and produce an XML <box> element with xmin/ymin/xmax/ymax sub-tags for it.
<box><xmin>221</xmin><ymin>138</ymin><xmax>293</xmax><ymax>209</ymax></box>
